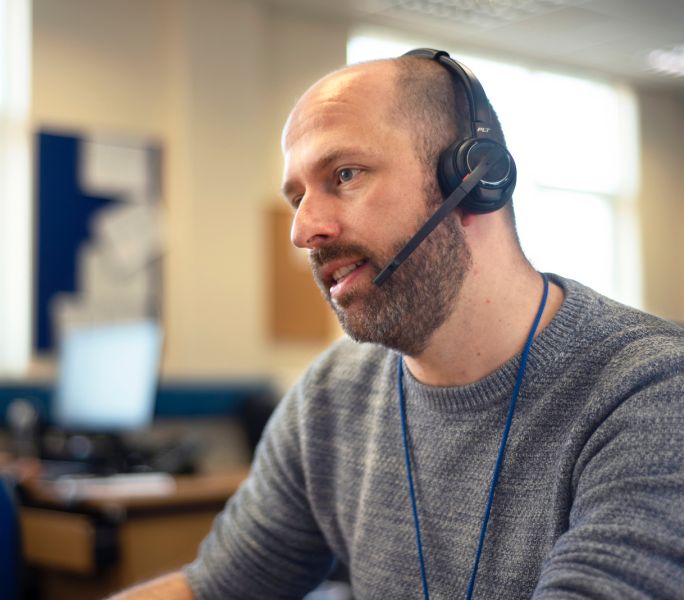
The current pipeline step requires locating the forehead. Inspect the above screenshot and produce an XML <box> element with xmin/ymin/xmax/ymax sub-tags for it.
<box><xmin>282</xmin><ymin>63</ymin><xmax>403</xmax><ymax>157</ymax></box>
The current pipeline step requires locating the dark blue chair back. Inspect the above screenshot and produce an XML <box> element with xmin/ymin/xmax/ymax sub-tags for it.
<box><xmin>0</xmin><ymin>475</ymin><xmax>21</xmax><ymax>600</ymax></box>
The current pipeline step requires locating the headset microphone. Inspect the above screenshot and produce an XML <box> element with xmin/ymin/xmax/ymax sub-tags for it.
<box><xmin>373</xmin><ymin>148</ymin><xmax>503</xmax><ymax>286</ymax></box>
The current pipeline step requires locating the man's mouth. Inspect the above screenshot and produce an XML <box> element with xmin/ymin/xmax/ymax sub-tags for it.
<box><xmin>323</xmin><ymin>258</ymin><xmax>372</xmax><ymax>304</ymax></box>
<box><xmin>310</xmin><ymin>245</ymin><xmax>377</xmax><ymax>302</ymax></box>
<box><xmin>331</xmin><ymin>260</ymin><xmax>367</xmax><ymax>284</ymax></box>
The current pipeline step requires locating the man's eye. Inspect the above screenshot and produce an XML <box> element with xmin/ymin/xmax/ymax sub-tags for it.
<box><xmin>337</xmin><ymin>168</ymin><xmax>359</xmax><ymax>184</ymax></box>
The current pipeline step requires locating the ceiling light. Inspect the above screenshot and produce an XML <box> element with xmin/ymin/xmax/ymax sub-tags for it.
<box><xmin>647</xmin><ymin>46</ymin><xmax>684</xmax><ymax>78</ymax></box>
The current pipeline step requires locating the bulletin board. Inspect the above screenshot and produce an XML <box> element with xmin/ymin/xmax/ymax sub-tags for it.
<box><xmin>267</xmin><ymin>205</ymin><xmax>332</xmax><ymax>342</ymax></box>
<box><xmin>34</xmin><ymin>131</ymin><xmax>164</xmax><ymax>353</ymax></box>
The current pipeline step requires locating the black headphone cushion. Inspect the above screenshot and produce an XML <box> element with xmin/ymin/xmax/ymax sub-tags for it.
<box><xmin>437</xmin><ymin>138</ymin><xmax>517</xmax><ymax>214</ymax></box>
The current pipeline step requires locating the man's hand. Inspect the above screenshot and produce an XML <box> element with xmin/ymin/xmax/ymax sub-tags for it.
<box><xmin>108</xmin><ymin>571</ymin><xmax>195</xmax><ymax>599</ymax></box>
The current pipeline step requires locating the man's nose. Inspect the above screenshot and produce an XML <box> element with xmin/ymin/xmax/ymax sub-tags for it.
<box><xmin>290</xmin><ymin>194</ymin><xmax>341</xmax><ymax>249</ymax></box>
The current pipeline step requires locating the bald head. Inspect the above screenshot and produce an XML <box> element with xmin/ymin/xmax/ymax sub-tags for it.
<box><xmin>282</xmin><ymin>54</ymin><xmax>516</xmax><ymax>225</ymax></box>
<box><xmin>284</xmin><ymin>56</ymin><xmax>471</xmax><ymax>191</ymax></box>
<box><xmin>282</xmin><ymin>61</ymin><xmax>399</xmax><ymax>152</ymax></box>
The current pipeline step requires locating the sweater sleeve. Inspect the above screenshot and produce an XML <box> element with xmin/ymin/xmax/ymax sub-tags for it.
<box><xmin>183</xmin><ymin>376</ymin><xmax>335</xmax><ymax>600</ymax></box>
<box><xmin>532</xmin><ymin>364</ymin><xmax>684</xmax><ymax>599</ymax></box>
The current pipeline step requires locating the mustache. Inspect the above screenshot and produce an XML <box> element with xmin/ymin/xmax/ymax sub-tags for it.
<box><xmin>309</xmin><ymin>243</ymin><xmax>379</xmax><ymax>270</ymax></box>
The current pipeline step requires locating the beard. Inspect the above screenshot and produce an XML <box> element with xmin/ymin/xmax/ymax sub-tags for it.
<box><xmin>309</xmin><ymin>182</ymin><xmax>472</xmax><ymax>356</ymax></box>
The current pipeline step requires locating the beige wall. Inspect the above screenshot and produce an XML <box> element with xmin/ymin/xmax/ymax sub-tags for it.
<box><xmin>31</xmin><ymin>0</ymin><xmax>684</xmax><ymax>386</ymax></box>
<box><xmin>637</xmin><ymin>87</ymin><xmax>684</xmax><ymax>322</ymax></box>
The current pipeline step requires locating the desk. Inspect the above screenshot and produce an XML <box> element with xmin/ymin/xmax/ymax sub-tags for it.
<box><xmin>19</xmin><ymin>470</ymin><xmax>248</xmax><ymax>600</ymax></box>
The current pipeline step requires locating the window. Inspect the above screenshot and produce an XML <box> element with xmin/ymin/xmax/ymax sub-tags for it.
<box><xmin>0</xmin><ymin>0</ymin><xmax>31</xmax><ymax>374</ymax></box>
<box><xmin>348</xmin><ymin>30</ymin><xmax>641</xmax><ymax>307</ymax></box>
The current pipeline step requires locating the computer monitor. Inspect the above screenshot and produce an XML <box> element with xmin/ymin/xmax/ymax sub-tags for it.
<box><xmin>53</xmin><ymin>320</ymin><xmax>163</xmax><ymax>433</ymax></box>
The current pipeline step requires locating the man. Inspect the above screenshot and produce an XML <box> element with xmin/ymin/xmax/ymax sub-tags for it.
<box><xmin>113</xmin><ymin>51</ymin><xmax>684</xmax><ymax>599</ymax></box>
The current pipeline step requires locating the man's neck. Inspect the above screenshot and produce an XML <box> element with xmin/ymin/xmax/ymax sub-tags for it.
<box><xmin>403</xmin><ymin>265</ymin><xmax>564</xmax><ymax>387</ymax></box>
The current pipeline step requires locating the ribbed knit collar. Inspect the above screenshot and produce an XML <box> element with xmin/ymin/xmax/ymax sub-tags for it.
<box><xmin>400</xmin><ymin>274</ymin><xmax>596</xmax><ymax>413</ymax></box>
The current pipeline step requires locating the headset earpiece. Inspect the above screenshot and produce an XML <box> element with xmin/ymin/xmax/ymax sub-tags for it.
<box><xmin>438</xmin><ymin>138</ymin><xmax>516</xmax><ymax>214</ymax></box>
<box><xmin>404</xmin><ymin>48</ymin><xmax>517</xmax><ymax>214</ymax></box>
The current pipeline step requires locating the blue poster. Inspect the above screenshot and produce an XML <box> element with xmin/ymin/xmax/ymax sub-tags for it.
<box><xmin>35</xmin><ymin>131</ymin><xmax>163</xmax><ymax>353</ymax></box>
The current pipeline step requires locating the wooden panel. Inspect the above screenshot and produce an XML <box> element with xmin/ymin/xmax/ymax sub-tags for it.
<box><xmin>20</xmin><ymin>507</ymin><xmax>96</xmax><ymax>573</ymax></box>
<box><xmin>18</xmin><ymin>470</ymin><xmax>248</xmax><ymax>596</ymax></box>
<box><xmin>37</xmin><ymin>570</ymin><xmax>121</xmax><ymax>600</ymax></box>
<box><xmin>117</xmin><ymin>510</ymin><xmax>219</xmax><ymax>586</ymax></box>
<box><xmin>268</xmin><ymin>204</ymin><xmax>331</xmax><ymax>341</ymax></box>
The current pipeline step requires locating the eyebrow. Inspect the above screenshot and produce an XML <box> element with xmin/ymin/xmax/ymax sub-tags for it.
<box><xmin>280</xmin><ymin>147</ymin><xmax>364</xmax><ymax>199</ymax></box>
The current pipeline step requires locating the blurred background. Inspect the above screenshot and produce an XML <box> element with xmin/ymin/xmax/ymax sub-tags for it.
<box><xmin>1</xmin><ymin>1</ymin><xmax>683</xmax><ymax>597</ymax></box>
<box><xmin>1</xmin><ymin>0</ymin><xmax>683</xmax><ymax>387</ymax></box>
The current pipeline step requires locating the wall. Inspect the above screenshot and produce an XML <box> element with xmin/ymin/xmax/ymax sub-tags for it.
<box><xmin>31</xmin><ymin>0</ymin><xmax>347</xmax><ymax>387</ymax></box>
<box><xmin>637</xmin><ymin>87</ymin><xmax>684</xmax><ymax>322</ymax></box>
<box><xmin>29</xmin><ymin>0</ymin><xmax>684</xmax><ymax>388</ymax></box>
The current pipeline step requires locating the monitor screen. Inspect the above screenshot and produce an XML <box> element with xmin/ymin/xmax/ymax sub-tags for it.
<box><xmin>53</xmin><ymin>320</ymin><xmax>163</xmax><ymax>432</ymax></box>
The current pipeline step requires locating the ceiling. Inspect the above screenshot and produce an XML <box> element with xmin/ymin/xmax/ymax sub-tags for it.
<box><xmin>272</xmin><ymin>0</ymin><xmax>684</xmax><ymax>92</ymax></box>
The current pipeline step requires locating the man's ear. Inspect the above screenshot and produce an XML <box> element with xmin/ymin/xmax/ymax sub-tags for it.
<box><xmin>457</xmin><ymin>208</ymin><xmax>476</xmax><ymax>228</ymax></box>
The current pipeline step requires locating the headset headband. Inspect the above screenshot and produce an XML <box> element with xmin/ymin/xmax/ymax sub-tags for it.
<box><xmin>403</xmin><ymin>48</ymin><xmax>494</xmax><ymax>139</ymax></box>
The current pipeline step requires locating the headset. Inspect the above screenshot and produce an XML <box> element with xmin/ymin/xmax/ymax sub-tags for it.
<box><xmin>374</xmin><ymin>48</ymin><xmax>517</xmax><ymax>286</ymax></box>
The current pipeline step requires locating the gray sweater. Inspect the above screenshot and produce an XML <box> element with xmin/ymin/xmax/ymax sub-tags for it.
<box><xmin>186</xmin><ymin>275</ymin><xmax>684</xmax><ymax>599</ymax></box>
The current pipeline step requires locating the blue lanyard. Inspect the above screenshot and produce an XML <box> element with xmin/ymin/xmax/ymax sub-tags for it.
<box><xmin>398</xmin><ymin>272</ymin><xmax>549</xmax><ymax>600</ymax></box>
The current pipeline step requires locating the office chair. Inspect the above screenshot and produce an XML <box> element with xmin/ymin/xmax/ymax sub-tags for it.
<box><xmin>0</xmin><ymin>474</ymin><xmax>22</xmax><ymax>600</ymax></box>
